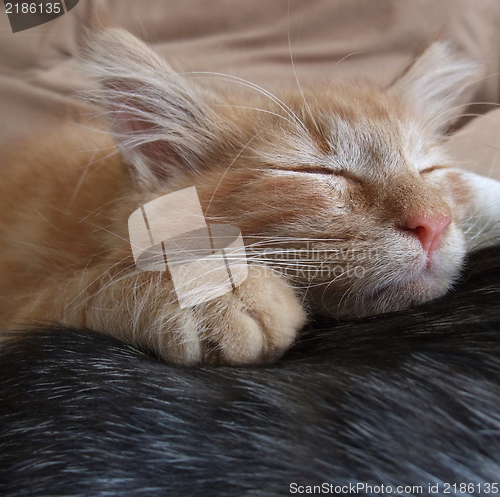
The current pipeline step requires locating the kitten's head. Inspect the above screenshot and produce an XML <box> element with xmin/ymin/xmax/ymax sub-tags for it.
<box><xmin>81</xmin><ymin>28</ymin><xmax>476</xmax><ymax>318</ymax></box>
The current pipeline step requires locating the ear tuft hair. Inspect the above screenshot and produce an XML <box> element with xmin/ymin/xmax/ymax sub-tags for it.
<box><xmin>389</xmin><ymin>42</ymin><xmax>478</xmax><ymax>132</ymax></box>
<box><xmin>79</xmin><ymin>28</ymin><xmax>218</xmax><ymax>190</ymax></box>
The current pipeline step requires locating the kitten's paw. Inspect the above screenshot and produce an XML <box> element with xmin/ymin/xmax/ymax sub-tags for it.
<box><xmin>199</xmin><ymin>266</ymin><xmax>307</xmax><ymax>365</ymax></box>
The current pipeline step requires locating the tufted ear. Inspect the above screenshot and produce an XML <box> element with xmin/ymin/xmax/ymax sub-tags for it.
<box><xmin>389</xmin><ymin>42</ymin><xmax>477</xmax><ymax>132</ymax></box>
<box><xmin>80</xmin><ymin>27</ymin><xmax>218</xmax><ymax>190</ymax></box>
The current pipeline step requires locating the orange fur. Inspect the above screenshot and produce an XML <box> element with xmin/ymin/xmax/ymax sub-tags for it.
<box><xmin>0</xmin><ymin>28</ymin><xmax>499</xmax><ymax>365</ymax></box>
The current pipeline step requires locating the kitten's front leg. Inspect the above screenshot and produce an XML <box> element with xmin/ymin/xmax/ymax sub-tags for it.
<box><xmin>17</xmin><ymin>264</ymin><xmax>306</xmax><ymax>365</ymax></box>
<box><xmin>451</xmin><ymin>171</ymin><xmax>500</xmax><ymax>250</ymax></box>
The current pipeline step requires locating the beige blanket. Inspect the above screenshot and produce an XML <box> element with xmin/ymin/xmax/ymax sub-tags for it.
<box><xmin>0</xmin><ymin>0</ymin><xmax>499</xmax><ymax>179</ymax></box>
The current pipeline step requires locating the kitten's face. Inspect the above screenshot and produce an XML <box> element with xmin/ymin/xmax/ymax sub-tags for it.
<box><xmin>83</xmin><ymin>29</ymin><xmax>474</xmax><ymax>318</ymax></box>
<box><xmin>179</xmin><ymin>88</ymin><xmax>468</xmax><ymax>318</ymax></box>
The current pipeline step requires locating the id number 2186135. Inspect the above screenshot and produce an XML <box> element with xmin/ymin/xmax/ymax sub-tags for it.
<box><xmin>444</xmin><ymin>483</ymin><xmax>498</xmax><ymax>493</ymax></box>
<box><xmin>5</xmin><ymin>3</ymin><xmax>61</xmax><ymax>14</ymax></box>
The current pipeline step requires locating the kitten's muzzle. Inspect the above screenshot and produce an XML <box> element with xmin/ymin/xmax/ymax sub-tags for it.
<box><xmin>403</xmin><ymin>213</ymin><xmax>452</xmax><ymax>257</ymax></box>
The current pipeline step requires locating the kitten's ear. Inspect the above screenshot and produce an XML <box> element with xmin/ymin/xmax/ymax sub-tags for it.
<box><xmin>79</xmin><ymin>28</ymin><xmax>217</xmax><ymax>190</ymax></box>
<box><xmin>388</xmin><ymin>42</ymin><xmax>477</xmax><ymax>131</ymax></box>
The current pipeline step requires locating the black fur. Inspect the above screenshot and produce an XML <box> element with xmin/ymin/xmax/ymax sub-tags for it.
<box><xmin>1</xmin><ymin>246</ymin><xmax>500</xmax><ymax>496</ymax></box>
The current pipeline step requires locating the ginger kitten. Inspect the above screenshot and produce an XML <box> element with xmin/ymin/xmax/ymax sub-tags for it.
<box><xmin>0</xmin><ymin>27</ymin><xmax>499</xmax><ymax>365</ymax></box>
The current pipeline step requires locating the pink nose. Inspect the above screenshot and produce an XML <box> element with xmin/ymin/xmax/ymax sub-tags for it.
<box><xmin>404</xmin><ymin>213</ymin><xmax>452</xmax><ymax>255</ymax></box>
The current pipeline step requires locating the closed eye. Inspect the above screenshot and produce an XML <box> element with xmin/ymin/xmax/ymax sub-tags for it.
<box><xmin>420</xmin><ymin>165</ymin><xmax>449</xmax><ymax>175</ymax></box>
<box><xmin>285</xmin><ymin>166</ymin><xmax>361</xmax><ymax>185</ymax></box>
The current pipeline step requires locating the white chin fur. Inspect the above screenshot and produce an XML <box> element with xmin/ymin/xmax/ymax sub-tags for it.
<box><xmin>311</xmin><ymin>225</ymin><xmax>467</xmax><ymax>319</ymax></box>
